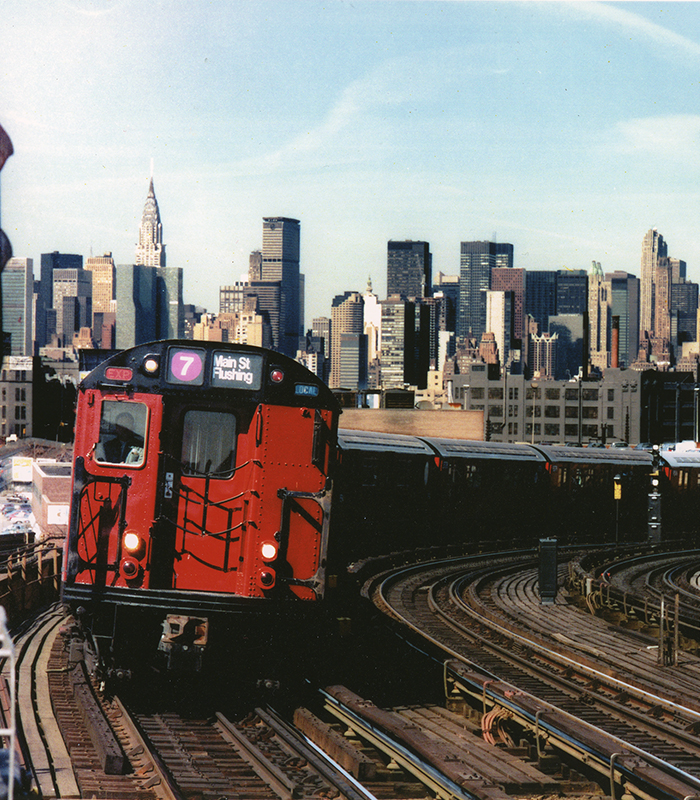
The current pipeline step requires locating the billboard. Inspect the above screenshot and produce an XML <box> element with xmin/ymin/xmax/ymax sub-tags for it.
<box><xmin>12</xmin><ymin>457</ymin><xmax>32</xmax><ymax>484</ymax></box>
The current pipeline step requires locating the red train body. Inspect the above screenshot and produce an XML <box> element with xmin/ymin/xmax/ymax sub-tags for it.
<box><xmin>62</xmin><ymin>341</ymin><xmax>339</xmax><ymax>673</ymax></box>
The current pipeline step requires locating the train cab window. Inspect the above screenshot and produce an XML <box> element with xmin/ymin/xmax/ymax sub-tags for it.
<box><xmin>95</xmin><ymin>401</ymin><xmax>147</xmax><ymax>466</ymax></box>
<box><xmin>181</xmin><ymin>410</ymin><xmax>237</xmax><ymax>477</ymax></box>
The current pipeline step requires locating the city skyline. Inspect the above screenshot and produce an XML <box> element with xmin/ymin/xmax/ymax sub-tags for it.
<box><xmin>3</xmin><ymin>2</ymin><xmax>700</xmax><ymax>323</ymax></box>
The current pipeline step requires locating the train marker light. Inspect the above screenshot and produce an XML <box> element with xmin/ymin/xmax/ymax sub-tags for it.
<box><xmin>261</xmin><ymin>542</ymin><xmax>277</xmax><ymax>561</ymax></box>
<box><xmin>270</xmin><ymin>368</ymin><xmax>284</xmax><ymax>384</ymax></box>
<box><xmin>259</xmin><ymin>570</ymin><xmax>275</xmax><ymax>587</ymax></box>
<box><xmin>121</xmin><ymin>558</ymin><xmax>140</xmax><ymax>579</ymax></box>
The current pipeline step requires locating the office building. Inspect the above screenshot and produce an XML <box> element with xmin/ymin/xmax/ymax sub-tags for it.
<box><xmin>2</xmin><ymin>257</ymin><xmax>33</xmax><ymax>356</ymax></box>
<box><xmin>387</xmin><ymin>240</ymin><xmax>431</xmax><ymax>300</ymax></box>
<box><xmin>556</xmin><ymin>270</ymin><xmax>588</xmax><ymax>314</ymax></box>
<box><xmin>0</xmin><ymin>355</ymin><xmax>34</xmax><ymax>438</ymax></box>
<box><xmin>672</xmin><ymin>280</ymin><xmax>699</xmax><ymax>343</ymax></box>
<box><xmin>380</xmin><ymin>298</ymin><xmax>415</xmax><ymax>389</ymax></box>
<box><xmin>330</xmin><ymin>292</ymin><xmax>364</xmax><ymax>389</ymax></box>
<box><xmin>220</xmin><ymin>284</ymin><xmax>249</xmax><ymax>315</ymax></box>
<box><xmin>549</xmin><ymin>314</ymin><xmax>585</xmax><ymax>379</ymax></box>
<box><xmin>85</xmin><ymin>253</ymin><xmax>116</xmax><ymax>313</ymax></box>
<box><xmin>458</xmin><ymin>241</ymin><xmax>513</xmax><ymax>341</ymax></box>
<box><xmin>433</xmin><ymin>272</ymin><xmax>459</xmax><ymax>334</ymax></box>
<box><xmin>363</xmin><ymin>279</ymin><xmax>381</xmax><ymax>363</ymax></box>
<box><xmin>249</xmin><ymin>250</ymin><xmax>262</xmax><ymax>281</ymax></box>
<box><xmin>588</xmin><ymin>261</ymin><xmax>611</xmax><ymax>371</ymax></box>
<box><xmin>53</xmin><ymin>268</ymin><xmax>92</xmax><ymax>347</ymax></box>
<box><xmin>38</xmin><ymin>252</ymin><xmax>82</xmax><ymax>348</ymax></box>
<box><xmin>117</xmin><ymin>179</ymin><xmax>183</xmax><ymax>348</ymax></box>
<box><xmin>485</xmin><ymin>290</ymin><xmax>513</xmax><ymax>367</ymax></box>
<box><xmin>524</xmin><ymin>270</ymin><xmax>557</xmax><ymax>334</ymax></box>
<box><xmin>640</xmin><ymin>228</ymin><xmax>667</xmax><ymax>339</ymax></box>
<box><xmin>312</xmin><ymin>317</ymin><xmax>331</xmax><ymax>354</ymax></box>
<box><xmin>491</xmin><ymin>267</ymin><xmax>525</xmax><ymax>348</ymax></box>
<box><xmin>157</xmin><ymin>267</ymin><xmax>184</xmax><ymax>340</ymax></box>
<box><xmin>453</xmin><ymin>367</ymin><xmax>644</xmax><ymax>447</ymax></box>
<box><xmin>607</xmin><ymin>271</ymin><xmax>640</xmax><ymax>368</ymax></box>
<box><xmin>135</xmin><ymin>177</ymin><xmax>166</xmax><ymax>267</ymax></box>
<box><xmin>529</xmin><ymin>332</ymin><xmax>558</xmax><ymax>378</ymax></box>
<box><xmin>115</xmin><ymin>264</ymin><xmax>157</xmax><ymax>349</ymax></box>
<box><xmin>261</xmin><ymin>217</ymin><xmax>300</xmax><ymax>356</ymax></box>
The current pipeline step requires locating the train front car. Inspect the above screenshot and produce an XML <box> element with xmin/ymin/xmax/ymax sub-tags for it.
<box><xmin>62</xmin><ymin>341</ymin><xmax>339</xmax><ymax>675</ymax></box>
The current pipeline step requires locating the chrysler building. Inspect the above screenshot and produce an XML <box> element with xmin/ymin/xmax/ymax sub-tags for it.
<box><xmin>135</xmin><ymin>177</ymin><xmax>166</xmax><ymax>267</ymax></box>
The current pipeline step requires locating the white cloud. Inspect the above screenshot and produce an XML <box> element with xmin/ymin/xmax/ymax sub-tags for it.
<box><xmin>569</xmin><ymin>2</ymin><xmax>700</xmax><ymax>63</ymax></box>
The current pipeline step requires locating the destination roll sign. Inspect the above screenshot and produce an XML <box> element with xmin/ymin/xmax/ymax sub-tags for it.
<box><xmin>167</xmin><ymin>347</ymin><xmax>263</xmax><ymax>390</ymax></box>
<box><xmin>210</xmin><ymin>351</ymin><xmax>263</xmax><ymax>390</ymax></box>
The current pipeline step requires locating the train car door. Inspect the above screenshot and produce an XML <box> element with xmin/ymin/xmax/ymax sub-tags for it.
<box><xmin>251</xmin><ymin>403</ymin><xmax>335</xmax><ymax>600</ymax></box>
<box><xmin>151</xmin><ymin>398</ymin><xmax>253</xmax><ymax>595</ymax></box>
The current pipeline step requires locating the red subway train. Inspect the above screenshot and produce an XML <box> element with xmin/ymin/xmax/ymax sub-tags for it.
<box><xmin>62</xmin><ymin>340</ymin><xmax>700</xmax><ymax>678</ymax></box>
<box><xmin>62</xmin><ymin>340</ymin><xmax>339</xmax><ymax>674</ymax></box>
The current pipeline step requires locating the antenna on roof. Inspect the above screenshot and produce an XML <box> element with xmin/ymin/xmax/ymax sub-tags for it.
<box><xmin>150</xmin><ymin>158</ymin><xmax>154</xmax><ymax>179</ymax></box>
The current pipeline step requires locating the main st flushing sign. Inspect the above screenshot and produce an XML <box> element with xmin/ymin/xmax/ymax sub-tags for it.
<box><xmin>167</xmin><ymin>348</ymin><xmax>263</xmax><ymax>390</ymax></box>
<box><xmin>211</xmin><ymin>351</ymin><xmax>263</xmax><ymax>389</ymax></box>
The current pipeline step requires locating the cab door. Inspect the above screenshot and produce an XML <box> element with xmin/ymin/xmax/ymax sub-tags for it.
<box><xmin>66</xmin><ymin>392</ymin><xmax>163</xmax><ymax>589</ymax></box>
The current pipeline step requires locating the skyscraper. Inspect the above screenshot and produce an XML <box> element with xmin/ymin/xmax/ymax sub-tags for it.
<box><xmin>330</xmin><ymin>291</ymin><xmax>364</xmax><ymax>389</ymax></box>
<box><xmin>115</xmin><ymin>264</ymin><xmax>156</xmax><ymax>349</ymax></box>
<box><xmin>524</xmin><ymin>270</ymin><xmax>557</xmax><ymax>334</ymax></box>
<box><xmin>458</xmin><ymin>241</ymin><xmax>513</xmax><ymax>341</ymax></box>
<box><xmin>261</xmin><ymin>217</ymin><xmax>300</xmax><ymax>357</ymax></box>
<box><xmin>2</xmin><ymin>257</ymin><xmax>33</xmax><ymax>356</ymax></box>
<box><xmin>387</xmin><ymin>241</ymin><xmax>432</xmax><ymax>300</ymax></box>
<box><xmin>485</xmin><ymin>290</ymin><xmax>513</xmax><ymax>367</ymax></box>
<box><xmin>135</xmin><ymin>178</ymin><xmax>166</xmax><ymax>267</ymax></box>
<box><xmin>607</xmin><ymin>271</ymin><xmax>640</xmax><ymax>368</ymax></box>
<box><xmin>588</xmin><ymin>261</ymin><xmax>611</xmax><ymax>370</ymax></box>
<box><xmin>117</xmin><ymin>178</ymin><xmax>183</xmax><ymax>348</ymax></box>
<box><xmin>38</xmin><ymin>252</ymin><xmax>82</xmax><ymax>348</ymax></box>
<box><xmin>556</xmin><ymin>270</ymin><xmax>588</xmax><ymax>314</ymax></box>
<box><xmin>491</xmin><ymin>267</ymin><xmax>525</xmax><ymax>348</ymax></box>
<box><xmin>85</xmin><ymin>253</ymin><xmax>116</xmax><ymax>314</ymax></box>
<box><xmin>380</xmin><ymin>298</ymin><xmax>415</xmax><ymax>389</ymax></box>
<box><xmin>640</xmin><ymin>228</ymin><xmax>667</xmax><ymax>338</ymax></box>
<box><xmin>53</xmin><ymin>267</ymin><xmax>92</xmax><ymax>346</ymax></box>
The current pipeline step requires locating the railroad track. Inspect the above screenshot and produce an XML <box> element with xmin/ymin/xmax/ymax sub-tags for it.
<box><xmin>11</xmin><ymin>611</ymin><xmax>435</xmax><ymax>799</ymax></box>
<box><xmin>369</xmin><ymin>551</ymin><xmax>700</xmax><ymax>799</ymax></box>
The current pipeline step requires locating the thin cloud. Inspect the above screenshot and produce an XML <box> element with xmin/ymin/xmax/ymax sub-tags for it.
<box><xmin>570</xmin><ymin>2</ymin><xmax>700</xmax><ymax>63</ymax></box>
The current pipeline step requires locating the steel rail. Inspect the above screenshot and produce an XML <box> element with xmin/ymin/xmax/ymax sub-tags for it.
<box><xmin>373</xmin><ymin>557</ymin><xmax>700</xmax><ymax>799</ymax></box>
<box><xmin>321</xmin><ymin>689</ymin><xmax>488</xmax><ymax>800</ymax></box>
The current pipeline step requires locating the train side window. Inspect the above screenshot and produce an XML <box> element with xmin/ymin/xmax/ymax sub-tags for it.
<box><xmin>181</xmin><ymin>410</ymin><xmax>237</xmax><ymax>477</ymax></box>
<box><xmin>95</xmin><ymin>401</ymin><xmax>147</xmax><ymax>466</ymax></box>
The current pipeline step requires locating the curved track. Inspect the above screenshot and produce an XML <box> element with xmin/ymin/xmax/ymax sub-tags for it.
<box><xmin>369</xmin><ymin>551</ymin><xmax>700</xmax><ymax>798</ymax></box>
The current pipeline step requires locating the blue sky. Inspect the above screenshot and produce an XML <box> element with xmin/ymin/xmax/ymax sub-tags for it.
<box><xmin>2</xmin><ymin>1</ymin><xmax>700</xmax><ymax>324</ymax></box>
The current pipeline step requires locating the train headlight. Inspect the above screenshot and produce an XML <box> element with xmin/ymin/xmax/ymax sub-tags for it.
<box><xmin>270</xmin><ymin>368</ymin><xmax>284</xmax><ymax>384</ymax></box>
<box><xmin>142</xmin><ymin>354</ymin><xmax>160</xmax><ymax>375</ymax></box>
<box><xmin>261</xmin><ymin>541</ymin><xmax>277</xmax><ymax>561</ymax></box>
<box><xmin>123</xmin><ymin>531</ymin><xmax>145</xmax><ymax>557</ymax></box>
